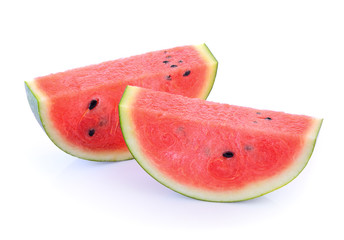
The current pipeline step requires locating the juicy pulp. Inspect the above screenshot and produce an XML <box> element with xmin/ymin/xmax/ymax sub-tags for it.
<box><xmin>25</xmin><ymin>44</ymin><xmax>218</xmax><ymax>161</ymax></box>
<box><xmin>119</xmin><ymin>86</ymin><xmax>322</xmax><ymax>202</ymax></box>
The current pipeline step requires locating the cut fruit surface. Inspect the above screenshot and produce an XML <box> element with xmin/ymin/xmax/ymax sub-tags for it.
<box><xmin>119</xmin><ymin>86</ymin><xmax>322</xmax><ymax>202</ymax></box>
<box><xmin>25</xmin><ymin>44</ymin><xmax>217</xmax><ymax>161</ymax></box>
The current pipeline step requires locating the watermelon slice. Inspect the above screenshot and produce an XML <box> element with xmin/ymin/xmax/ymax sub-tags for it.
<box><xmin>25</xmin><ymin>44</ymin><xmax>217</xmax><ymax>161</ymax></box>
<box><xmin>119</xmin><ymin>86</ymin><xmax>322</xmax><ymax>202</ymax></box>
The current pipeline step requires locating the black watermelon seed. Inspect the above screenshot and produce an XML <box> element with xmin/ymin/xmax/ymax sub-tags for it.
<box><xmin>183</xmin><ymin>70</ymin><xmax>191</xmax><ymax>77</ymax></box>
<box><xmin>88</xmin><ymin>129</ymin><xmax>95</xmax><ymax>137</ymax></box>
<box><xmin>222</xmin><ymin>151</ymin><xmax>234</xmax><ymax>158</ymax></box>
<box><xmin>88</xmin><ymin>99</ymin><xmax>98</xmax><ymax>110</ymax></box>
<box><xmin>178</xmin><ymin>60</ymin><xmax>183</xmax><ymax>63</ymax></box>
<box><xmin>165</xmin><ymin>75</ymin><xmax>172</xmax><ymax>80</ymax></box>
<box><xmin>163</xmin><ymin>60</ymin><xmax>169</xmax><ymax>64</ymax></box>
<box><xmin>170</xmin><ymin>65</ymin><xmax>178</xmax><ymax>68</ymax></box>
<box><xmin>265</xmin><ymin>117</ymin><xmax>272</xmax><ymax>120</ymax></box>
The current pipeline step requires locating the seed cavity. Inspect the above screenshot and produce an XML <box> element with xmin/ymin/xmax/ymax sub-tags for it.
<box><xmin>253</xmin><ymin>121</ymin><xmax>258</xmax><ymax>123</ymax></box>
<box><xmin>99</xmin><ymin>119</ymin><xmax>107</xmax><ymax>126</ymax></box>
<box><xmin>165</xmin><ymin>75</ymin><xmax>172</xmax><ymax>80</ymax></box>
<box><xmin>88</xmin><ymin>99</ymin><xmax>98</xmax><ymax>110</ymax></box>
<box><xmin>222</xmin><ymin>151</ymin><xmax>234</xmax><ymax>158</ymax></box>
<box><xmin>163</xmin><ymin>60</ymin><xmax>169</xmax><ymax>64</ymax></box>
<box><xmin>88</xmin><ymin>129</ymin><xmax>95</xmax><ymax>137</ymax></box>
<box><xmin>166</xmin><ymin>55</ymin><xmax>172</xmax><ymax>59</ymax></box>
<box><xmin>245</xmin><ymin>145</ymin><xmax>253</xmax><ymax>151</ymax></box>
<box><xmin>183</xmin><ymin>70</ymin><xmax>191</xmax><ymax>77</ymax></box>
<box><xmin>170</xmin><ymin>65</ymin><xmax>178</xmax><ymax>68</ymax></box>
<box><xmin>265</xmin><ymin>117</ymin><xmax>272</xmax><ymax>120</ymax></box>
<box><xmin>256</xmin><ymin>112</ymin><xmax>261</xmax><ymax>115</ymax></box>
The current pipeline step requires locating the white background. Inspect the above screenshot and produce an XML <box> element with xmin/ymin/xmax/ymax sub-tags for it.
<box><xmin>1</xmin><ymin>0</ymin><xmax>343</xmax><ymax>239</ymax></box>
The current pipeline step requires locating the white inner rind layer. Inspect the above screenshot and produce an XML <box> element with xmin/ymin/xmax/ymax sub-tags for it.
<box><xmin>119</xmin><ymin>86</ymin><xmax>323</xmax><ymax>202</ymax></box>
<box><xmin>25</xmin><ymin>44</ymin><xmax>218</xmax><ymax>161</ymax></box>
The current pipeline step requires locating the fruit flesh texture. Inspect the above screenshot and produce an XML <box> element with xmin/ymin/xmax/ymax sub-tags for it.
<box><xmin>35</xmin><ymin>46</ymin><xmax>210</xmax><ymax>98</ymax></box>
<box><xmin>122</xmin><ymin>86</ymin><xmax>320</xmax><ymax>193</ymax></box>
<box><xmin>31</xmin><ymin>45</ymin><xmax>216</xmax><ymax>157</ymax></box>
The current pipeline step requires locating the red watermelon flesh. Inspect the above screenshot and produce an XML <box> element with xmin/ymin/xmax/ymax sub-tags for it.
<box><xmin>119</xmin><ymin>86</ymin><xmax>322</xmax><ymax>202</ymax></box>
<box><xmin>25</xmin><ymin>44</ymin><xmax>218</xmax><ymax>161</ymax></box>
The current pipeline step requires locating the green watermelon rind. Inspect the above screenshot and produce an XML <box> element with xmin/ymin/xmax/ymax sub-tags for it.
<box><xmin>25</xmin><ymin>82</ymin><xmax>43</xmax><ymax>129</ymax></box>
<box><xmin>119</xmin><ymin>86</ymin><xmax>323</xmax><ymax>202</ymax></box>
<box><xmin>25</xmin><ymin>44</ymin><xmax>218</xmax><ymax>162</ymax></box>
<box><xmin>194</xmin><ymin>43</ymin><xmax>218</xmax><ymax>100</ymax></box>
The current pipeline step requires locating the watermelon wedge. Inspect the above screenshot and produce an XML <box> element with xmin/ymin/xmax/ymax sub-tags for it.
<box><xmin>119</xmin><ymin>86</ymin><xmax>322</xmax><ymax>202</ymax></box>
<box><xmin>25</xmin><ymin>44</ymin><xmax>217</xmax><ymax>161</ymax></box>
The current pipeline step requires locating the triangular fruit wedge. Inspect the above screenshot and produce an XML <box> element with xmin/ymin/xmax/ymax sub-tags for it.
<box><xmin>25</xmin><ymin>44</ymin><xmax>217</xmax><ymax>161</ymax></box>
<box><xmin>119</xmin><ymin>86</ymin><xmax>322</xmax><ymax>202</ymax></box>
